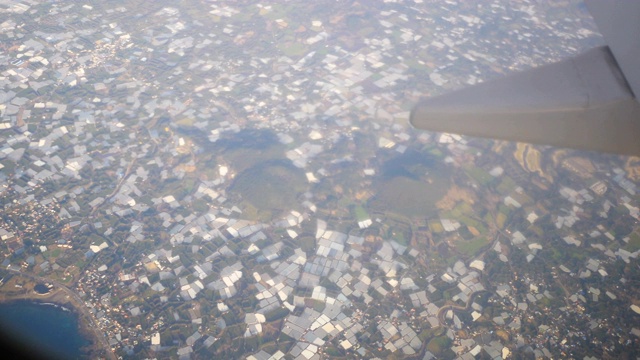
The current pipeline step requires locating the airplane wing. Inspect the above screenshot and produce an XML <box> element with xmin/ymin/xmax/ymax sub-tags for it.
<box><xmin>410</xmin><ymin>0</ymin><xmax>640</xmax><ymax>156</ymax></box>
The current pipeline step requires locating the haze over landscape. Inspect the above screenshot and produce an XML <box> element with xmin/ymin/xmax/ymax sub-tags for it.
<box><xmin>0</xmin><ymin>1</ymin><xmax>639</xmax><ymax>359</ymax></box>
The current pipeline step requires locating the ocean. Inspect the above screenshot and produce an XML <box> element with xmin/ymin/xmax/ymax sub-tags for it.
<box><xmin>0</xmin><ymin>300</ymin><xmax>91</xmax><ymax>359</ymax></box>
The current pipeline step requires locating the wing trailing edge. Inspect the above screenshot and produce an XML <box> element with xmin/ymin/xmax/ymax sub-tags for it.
<box><xmin>410</xmin><ymin>46</ymin><xmax>640</xmax><ymax>156</ymax></box>
<box><xmin>411</xmin><ymin>0</ymin><xmax>640</xmax><ymax>156</ymax></box>
<box><xmin>585</xmin><ymin>0</ymin><xmax>640</xmax><ymax>98</ymax></box>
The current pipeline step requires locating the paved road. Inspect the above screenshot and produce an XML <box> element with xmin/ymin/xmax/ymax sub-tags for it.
<box><xmin>436</xmin><ymin>290</ymin><xmax>487</xmax><ymax>326</ymax></box>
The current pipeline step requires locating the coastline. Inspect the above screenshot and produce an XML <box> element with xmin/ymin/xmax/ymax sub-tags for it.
<box><xmin>0</xmin><ymin>273</ymin><xmax>114</xmax><ymax>359</ymax></box>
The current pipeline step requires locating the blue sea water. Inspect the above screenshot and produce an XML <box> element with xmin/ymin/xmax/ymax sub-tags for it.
<box><xmin>0</xmin><ymin>300</ymin><xmax>91</xmax><ymax>359</ymax></box>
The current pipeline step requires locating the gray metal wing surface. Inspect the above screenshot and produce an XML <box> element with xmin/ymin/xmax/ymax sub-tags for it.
<box><xmin>410</xmin><ymin>0</ymin><xmax>640</xmax><ymax>156</ymax></box>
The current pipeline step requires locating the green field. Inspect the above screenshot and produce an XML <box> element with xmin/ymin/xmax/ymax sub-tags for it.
<box><xmin>229</xmin><ymin>160</ymin><xmax>307</xmax><ymax>215</ymax></box>
<box><xmin>496</xmin><ymin>176</ymin><xmax>517</xmax><ymax>195</ymax></box>
<box><xmin>277</xmin><ymin>42</ymin><xmax>309</xmax><ymax>57</ymax></box>
<box><xmin>440</xmin><ymin>202</ymin><xmax>487</xmax><ymax>234</ymax></box>
<box><xmin>368</xmin><ymin>150</ymin><xmax>451</xmax><ymax>218</ymax></box>
<box><xmin>456</xmin><ymin>237</ymin><xmax>491</xmax><ymax>257</ymax></box>
<box><xmin>368</xmin><ymin>176</ymin><xmax>448</xmax><ymax>218</ymax></box>
<box><xmin>429</xmin><ymin>220</ymin><xmax>444</xmax><ymax>233</ymax></box>
<box><xmin>427</xmin><ymin>335</ymin><xmax>452</xmax><ymax>356</ymax></box>
<box><xmin>624</xmin><ymin>231</ymin><xmax>640</xmax><ymax>252</ymax></box>
<box><xmin>213</xmin><ymin>129</ymin><xmax>286</xmax><ymax>173</ymax></box>
<box><xmin>354</xmin><ymin>205</ymin><xmax>370</xmax><ymax>222</ymax></box>
<box><xmin>465</xmin><ymin>166</ymin><xmax>493</xmax><ymax>185</ymax></box>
